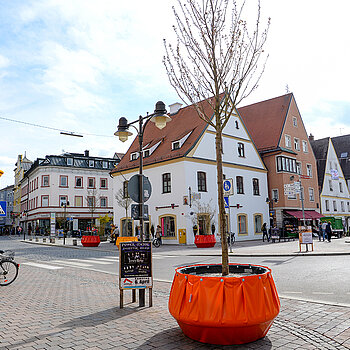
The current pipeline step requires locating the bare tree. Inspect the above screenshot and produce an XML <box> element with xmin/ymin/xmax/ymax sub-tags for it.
<box><xmin>190</xmin><ymin>199</ymin><xmax>216</xmax><ymax>235</ymax></box>
<box><xmin>115</xmin><ymin>188</ymin><xmax>132</xmax><ymax>236</ymax></box>
<box><xmin>85</xmin><ymin>189</ymin><xmax>100</xmax><ymax>232</ymax></box>
<box><xmin>164</xmin><ymin>0</ymin><xmax>270</xmax><ymax>275</ymax></box>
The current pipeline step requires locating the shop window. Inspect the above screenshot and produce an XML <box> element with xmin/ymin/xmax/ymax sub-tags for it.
<box><xmin>197</xmin><ymin>171</ymin><xmax>207</xmax><ymax>192</ymax></box>
<box><xmin>161</xmin><ymin>216</ymin><xmax>176</xmax><ymax>238</ymax></box>
<box><xmin>238</xmin><ymin>214</ymin><xmax>247</xmax><ymax>234</ymax></box>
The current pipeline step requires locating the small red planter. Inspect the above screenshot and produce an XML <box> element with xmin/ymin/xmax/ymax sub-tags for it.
<box><xmin>81</xmin><ymin>235</ymin><xmax>100</xmax><ymax>247</ymax></box>
<box><xmin>169</xmin><ymin>264</ymin><xmax>280</xmax><ymax>345</ymax></box>
<box><xmin>194</xmin><ymin>234</ymin><xmax>216</xmax><ymax>248</ymax></box>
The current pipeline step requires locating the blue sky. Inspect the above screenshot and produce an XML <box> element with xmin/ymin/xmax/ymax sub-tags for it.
<box><xmin>1</xmin><ymin>0</ymin><xmax>350</xmax><ymax>187</ymax></box>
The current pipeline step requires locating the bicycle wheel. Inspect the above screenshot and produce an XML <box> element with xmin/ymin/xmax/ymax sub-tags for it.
<box><xmin>0</xmin><ymin>260</ymin><xmax>19</xmax><ymax>286</ymax></box>
<box><xmin>153</xmin><ymin>238</ymin><xmax>160</xmax><ymax>248</ymax></box>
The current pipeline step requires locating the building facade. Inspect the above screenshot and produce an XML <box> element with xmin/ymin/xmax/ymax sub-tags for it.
<box><xmin>0</xmin><ymin>185</ymin><xmax>14</xmax><ymax>233</ymax></box>
<box><xmin>20</xmin><ymin>151</ymin><xmax>119</xmax><ymax>235</ymax></box>
<box><xmin>111</xmin><ymin>98</ymin><xmax>269</xmax><ymax>244</ymax></box>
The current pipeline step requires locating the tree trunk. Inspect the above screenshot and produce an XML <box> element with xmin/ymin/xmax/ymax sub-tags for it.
<box><xmin>215</xmin><ymin>129</ymin><xmax>229</xmax><ymax>276</ymax></box>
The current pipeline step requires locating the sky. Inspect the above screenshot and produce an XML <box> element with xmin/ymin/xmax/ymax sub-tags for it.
<box><xmin>1</xmin><ymin>0</ymin><xmax>350</xmax><ymax>188</ymax></box>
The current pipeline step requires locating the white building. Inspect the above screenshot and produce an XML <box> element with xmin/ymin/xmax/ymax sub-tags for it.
<box><xmin>111</xmin><ymin>98</ymin><xmax>269</xmax><ymax>244</ymax></box>
<box><xmin>310</xmin><ymin>137</ymin><xmax>350</xmax><ymax>230</ymax></box>
<box><xmin>20</xmin><ymin>151</ymin><xmax>120</xmax><ymax>235</ymax></box>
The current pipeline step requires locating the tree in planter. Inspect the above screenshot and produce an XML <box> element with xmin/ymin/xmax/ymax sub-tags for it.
<box><xmin>164</xmin><ymin>0</ymin><xmax>269</xmax><ymax>275</ymax></box>
<box><xmin>85</xmin><ymin>189</ymin><xmax>100</xmax><ymax>235</ymax></box>
<box><xmin>190</xmin><ymin>199</ymin><xmax>216</xmax><ymax>235</ymax></box>
<box><xmin>115</xmin><ymin>187</ymin><xmax>132</xmax><ymax>236</ymax></box>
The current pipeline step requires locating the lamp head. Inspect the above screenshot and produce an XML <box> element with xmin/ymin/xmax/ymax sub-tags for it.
<box><xmin>114</xmin><ymin>117</ymin><xmax>133</xmax><ymax>142</ymax></box>
<box><xmin>150</xmin><ymin>101</ymin><xmax>171</xmax><ymax>129</ymax></box>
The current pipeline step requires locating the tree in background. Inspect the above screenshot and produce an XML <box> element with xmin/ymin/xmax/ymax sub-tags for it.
<box><xmin>115</xmin><ymin>188</ymin><xmax>132</xmax><ymax>236</ymax></box>
<box><xmin>164</xmin><ymin>0</ymin><xmax>270</xmax><ymax>275</ymax></box>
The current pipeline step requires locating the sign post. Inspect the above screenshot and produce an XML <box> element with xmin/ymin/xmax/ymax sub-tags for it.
<box><xmin>119</xmin><ymin>241</ymin><xmax>153</xmax><ymax>308</ymax></box>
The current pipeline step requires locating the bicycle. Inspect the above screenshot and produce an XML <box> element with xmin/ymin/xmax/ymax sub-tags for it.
<box><xmin>220</xmin><ymin>232</ymin><xmax>236</xmax><ymax>246</ymax></box>
<box><xmin>152</xmin><ymin>237</ymin><xmax>161</xmax><ymax>248</ymax></box>
<box><xmin>0</xmin><ymin>250</ymin><xmax>19</xmax><ymax>286</ymax></box>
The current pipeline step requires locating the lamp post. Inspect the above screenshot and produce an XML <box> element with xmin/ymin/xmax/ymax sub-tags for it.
<box><xmin>115</xmin><ymin>101</ymin><xmax>170</xmax><ymax>308</ymax></box>
<box><xmin>61</xmin><ymin>201</ymin><xmax>70</xmax><ymax>245</ymax></box>
<box><xmin>114</xmin><ymin>101</ymin><xmax>171</xmax><ymax>243</ymax></box>
<box><xmin>290</xmin><ymin>175</ymin><xmax>305</xmax><ymax>223</ymax></box>
<box><xmin>266</xmin><ymin>197</ymin><xmax>277</xmax><ymax>227</ymax></box>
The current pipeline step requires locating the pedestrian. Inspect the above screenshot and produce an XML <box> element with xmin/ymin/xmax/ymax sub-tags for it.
<box><xmin>325</xmin><ymin>221</ymin><xmax>332</xmax><ymax>242</ymax></box>
<box><xmin>321</xmin><ymin>221</ymin><xmax>327</xmax><ymax>241</ymax></box>
<box><xmin>318</xmin><ymin>222</ymin><xmax>322</xmax><ymax>241</ymax></box>
<box><xmin>156</xmin><ymin>225</ymin><xmax>162</xmax><ymax>245</ymax></box>
<box><xmin>115</xmin><ymin>225</ymin><xmax>120</xmax><ymax>238</ymax></box>
<box><xmin>262</xmin><ymin>223</ymin><xmax>269</xmax><ymax>242</ymax></box>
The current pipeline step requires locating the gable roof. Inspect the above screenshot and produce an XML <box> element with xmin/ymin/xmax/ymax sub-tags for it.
<box><xmin>310</xmin><ymin>137</ymin><xmax>329</xmax><ymax>189</ymax></box>
<box><xmin>330</xmin><ymin>134</ymin><xmax>350</xmax><ymax>180</ymax></box>
<box><xmin>111</xmin><ymin>98</ymin><xmax>214</xmax><ymax>173</ymax></box>
<box><xmin>238</xmin><ymin>93</ymin><xmax>293</xmax><ymax>152</ymax></box>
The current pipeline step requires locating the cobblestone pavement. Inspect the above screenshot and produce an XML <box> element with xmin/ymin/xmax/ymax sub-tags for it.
<box><xmin>1</xmin><ymin>263</ymin><xmax>350</xmax><ymax>350</ymax></box>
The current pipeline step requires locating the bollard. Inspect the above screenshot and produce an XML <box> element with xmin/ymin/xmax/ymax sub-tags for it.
<box><xmin>73</xmin><ymin>239</ymin><xmax>77</xmax><ymax>246</ymax></box>
<box><xmin>35</xmin><ymin>237</ymin><xmax>39</xmax><ymax>242</ymax></box>
<box><xmin>43</xmin><ymin>238</ymin><xmax>46</xmax><ymax>243</ymax></box>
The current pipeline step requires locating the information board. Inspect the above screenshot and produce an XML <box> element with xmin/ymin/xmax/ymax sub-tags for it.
<box><xmin>119</xmin><ymin>241</ymin><xmax>152</xmax><ymax>289</ymax></box>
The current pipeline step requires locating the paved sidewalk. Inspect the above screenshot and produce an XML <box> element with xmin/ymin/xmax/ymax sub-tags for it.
<box><xmin>1</xmin><ymin>263</ymin><xmax>350</xmax><ymax>350</ymax></box>
<box><xmin>21</xmin><ymin>235</ymin><xmax>350</xmax><ymax>256</ymax></box>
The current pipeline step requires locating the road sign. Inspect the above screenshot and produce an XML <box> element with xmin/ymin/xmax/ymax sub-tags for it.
<box><xmin>224</xmin><ymin>196</ymin><xmax>229</xmax><ymax>209</ymax></box>
<box><xmin>128</xmin><ymin>174</ymin><xmax>152</xmax><ymax>203</ymax></box>
<box><xmin>294</xmin><ymin>181</ymin><xmax>300</xmax><ymax>191</ymax></box>
<box><xmin>223</xmin><ymin>178</ymin><xmax>234</xmax><ymax>195</ymax></box>
<box><xmin>131</xmin><ymin>204</ymin><xmax>149</xmax><ymax>220</ymax></box>
<box><xmin>0</xmin><ymin>201</ymin><xmax>6</xmax><ymax>217</ymax></box>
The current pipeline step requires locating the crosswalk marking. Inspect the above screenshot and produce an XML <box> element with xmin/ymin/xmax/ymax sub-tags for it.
<box><xmin>23</xmin><ymin>262</ymin><xmax>64</xmax><ymax>270</ymax></box>
<box><xmin>312</xmin><ymin>292</ymin><xmax>334</xmax><ymax>295</ymax></box>
<box><xmin>51</xmin><ymin>260</ymin><xmax>93</xmax><ymax>267</ymax></box>
<box><xmin>95</xmin><ymin>257</ymin><xmax>118</xmax><ymax>262</ymax></box>
<box><xmin>283</xmin><ymin>291</ymin><xmax>302</xmax><ymax>294</ymax></box>
<box><xmin>68</xmin><ymin>258</ymin><xmax>113</xmax><ymax>265</ymax></box>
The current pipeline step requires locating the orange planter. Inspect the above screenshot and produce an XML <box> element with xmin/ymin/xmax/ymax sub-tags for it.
<box><xmin>168</xmin><ymin>264</ymin><xmax>280</xmax><ymax>345</ymax></box>
<box><xmin>194</xmin><ymin>234</ymin><xmax>216</xmax><ymax>248</ymax></box>
<box><xmin>81</xmin><ymin>235</ymin><xmax>100</xmax><ymax>247</ymax></box>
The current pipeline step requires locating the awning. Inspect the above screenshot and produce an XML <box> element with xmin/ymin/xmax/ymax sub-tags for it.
<box><xmin>285</xmin><ymin>210</ymin><xmax>324</xmax><ymax>220</ymax></box>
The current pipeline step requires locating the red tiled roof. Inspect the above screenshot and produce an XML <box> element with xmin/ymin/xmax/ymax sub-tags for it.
<box><xmin>111</xmin><ymin>98</ymin><xmax>217</xmax><ymax>174</ymax></box>
<box><xmin>238</xmin><ymin>93</ymin><xmax>293</xmax><ymax>151</ymax></box>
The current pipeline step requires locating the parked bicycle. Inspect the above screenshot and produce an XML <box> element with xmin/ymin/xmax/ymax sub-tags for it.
<box><xmin>152</xmin><ymin>237</ymin><xmax>161</xmax><ymax>248</ymax></box>
<box><xmin>220</xmin><ymin>232</ymin><xmax>236</xmax><ymax>245</ymax></box>
<box><xmin>0</xmin><ymin>250</ymin><xmax>19</xmax><ymax>286</ymax></box>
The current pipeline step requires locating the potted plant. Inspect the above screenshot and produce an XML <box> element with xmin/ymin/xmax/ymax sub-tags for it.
<box><xmin>81</xmin><ymin>228</ymin><xmax>100</xmax><ymax>247</ymax></box>
<box><xmin>165</xmin><ymin>0</ymin><xmax>278</xmax><ymax>345</ymax></box>
<box><xmin>82</xmin><ymin>190</ymin><xmax>101</xmax><ymax>247</ymax></box>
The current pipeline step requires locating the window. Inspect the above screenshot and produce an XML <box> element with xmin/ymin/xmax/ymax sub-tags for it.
<box><xmin>276</xmin><ymin>156</ymin><xmax>297</xmax><ymax>173</ymax></box>
<box><xmin>75</xmin><ymin>196</ymin><xmax>83</xmax><ymax>207</ymax></box>
<box><xmin>333</xmin><ymin>200</ymin><xmax>337</xmax><ymax>211</ymax></box>
<box><xmin>341</xmin><ymin>201</ymin><xmax>345</xmax><ymax>212</ymax></box>
<box><xmin>309</xmin><ymin>188</ymin><xmax>315</xmax><ymax>202</ymax></box>
<box><xmin>60</xmin><ymin>175</ymin><xmax>68</xmax><ymax>187</ymax></box>
<box><xmin>294</xmin><ymin>138</ymin><xmax>300</xmax><ymax>151</ymax></box>
<box><xmin>172</xmin><ymin>141</ymin><xmax>180</xmax><ymax>150</ymax></box>
<box><xmin>306</xmin><ymin>164</ymin><xmax>312</xmax><ymax>177</ymax></box>
<box><xmin>238</xmin><ymin>142</ymin><xmax>245</xmax><ymax>157</ymax></box>
<box><xmin>42</xmin><ymin>175</ymin><xmax>49</xmax><ymax>187</ymax></box>
<box><xmin>236</xmin><ymin>176</ymin><xmax>244</xmax><ymax>194</ymax></box>
<box><xmin>41</xmin><ymin>195</ymin><xmax>49</xmax><ymax>207</ymax></box>
<box><xmin>100</xmin><ymin>197</ymin><xmax>107</xmax><ymax>208</ymax></box>
<box><xmin>329</xmin><ymin>179</ymin><xmax>333</xmax><ymax>191</ymax></box>
<box><xmin>235</xmin><ymin>120</ymin><xmax>239</xmax><ymax>129</ymax></box>
<box><xmin>89</xmin><ymin>160</ymin><xmax>94</xmax><ymax>167</ymax></box>
<box><xmin>348</xmin><ymin>202</ymin><xmax>350</xmax><ymax>212</ymax></box>
<box><xmin>198</xmin><ymin>214</ymin><xmax>210</xmax><ymax>235</ymax></box>
<box><xmin>100</xmin><ymin>178</ymin><xmax>107</xmax><ymax>189</ymax></box>
<box><xmin>197</xmin><ymin>172</ymin><xmax>207</xmax><ymax>192</ymax></box>
<box><xmin>285</xmin><ymin>135</ymin><xmax>291</xmax><ymax>148</ymax></box>
<box><xmin>67</xmin><ymin>158</ymin><xmax>73</xmax><ymax>166</ymax></box>
<box><xmin>272</xmin><ymin>189</ymin><xmax>279</xmax><ymax>201</ymax></box>
<box><xmin>88</xmin><ymin>177</ymin><xmax>95</xmax><ymax>188</ymax></box>
<box><xmin>339</xmin><ymin>183</ymin><xmax>343</xmax><ymax>193</ymax></box>
<box><xmin>75</xmin><ymin>177</ymin><xmax>83</xmax><ymax>188</ymax></box>
<box><xmin>253</xmin><ymin>178</ymin><xmax>260</xmax><ymax>195</ymax></box>
<box><xmin>238</xmin><ymin>214</ymin><xmax>247</xmax><ymax>234</ymax></box>
<box><xmin>302</xmin><ymin>140</ymin><xmax>308</xmax><ymax>153</ymax></box>
<box><xmin>59</xmin><ymin>196</ymin><xmax>68</xmax><ymax>206</ymax></box>
<box><xmin>131</xmin><ymin>153</ymin><xmax>138</xmax><ymax>161</ymax></box>
<box><xmin>296</xmin><ymin>162</ymin><xmax>301</xmax><ymax>175</ymax></box>
<box><xmin>123</xmin><ymin>181</ymin><xmax>129</xmax><ymax>199</ymax></box>
<box><xmin>254</xmin><ymin>214</ymin><xmax>262</xmax><ymax>234</ymax></box>
<box><xmin>292</xmin><ymin>117</ymin><xmax>297</xmax><ymax>127</ymax></box>
<box><xmin>161</xmin><ymin>216</ymin><xmax>176</xmax><ymax>237</ymax></box>
<box><xmin>102</xmin><ymin>161</ymin><xmax>108</xmax><ymax>169</ymax></box>
<box><xmin>325</xmin><ymin>200</ymin><xmax>330</xmax><ymax>211</ymax></box>
<box><xmin>143</xmin><ymin>149</ymin><xmax>150</xmax><ymax>157</ymax></box>
<box><xmin>162</xmin><ymin>173</ymin><xmax>171</xmax><ymax>193</ymax></box>
<box><xmin>87</xmin><ymin>196</ymin><xmax>95</xmax><ymax>208</ymax></box>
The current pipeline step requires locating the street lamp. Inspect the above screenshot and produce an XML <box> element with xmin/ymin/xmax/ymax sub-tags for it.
<box><xmin>114</xmin><ymin>101</ymin><xmax>171</xmax><ymax>243</ymax></box>
<box><xmin>61</xmin><ymin>201</ymin><xmax>70</xmax><ymax>245</ymax></box>
<box><xmin>266</xmin><ymin>197</ymin><xmax>278</xmax><ymax>227</ymax></box>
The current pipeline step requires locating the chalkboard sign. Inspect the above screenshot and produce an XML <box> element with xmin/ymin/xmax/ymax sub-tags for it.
<box><xmin>119</xmin><ymin>241</ymin><xmax>152</xmax><ymax>289</ymax></box>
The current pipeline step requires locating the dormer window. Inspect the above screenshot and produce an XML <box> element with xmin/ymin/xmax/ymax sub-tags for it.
<box><xmin>130</xmin><ymin>153</ymin><xmax>138</xmax><ymax>161</ymax></box>
<box><xmin>67</xmin><ymin>158</ymin><xmax>73</xmax><ymax>166</ymax></box>
<box><xmin>143</xmin><ymin>149</ymin><xmax>150</xmax><ymax>157</ymax></box>
<box><xmin>172</xmin><ymin>131</ymin><xmax>192</xmax><ymax>151</ymax></box>
<box><xmin>89</xmin><ymin>160</ymin><xmax>94</xmax><ymax>167</ymax></box>
<box><xmin>172</xmin><ymin>141</ymin><xmax>180</xmax><ymax>150</ymax></box>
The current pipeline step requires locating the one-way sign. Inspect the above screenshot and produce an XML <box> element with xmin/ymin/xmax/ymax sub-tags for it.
<box><xmin>0</xmin><ymin>201</ymin><xmax>7</xmax><ymax>217</ymax></box>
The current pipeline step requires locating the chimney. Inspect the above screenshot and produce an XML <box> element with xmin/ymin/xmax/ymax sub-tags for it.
<box><xmin>84</xmin><ymin>150</ymin><xmax>89</xmax><ymax>157</ymax></box>
<box><xmin>308</xmin><ymin>133</ymin><xmax>314</xmax><ymax>142</ymax></box>
<box><xmin>169</xmin><ymin>102</ymin><xmax>183</xmax><ymax>115</ymax></box>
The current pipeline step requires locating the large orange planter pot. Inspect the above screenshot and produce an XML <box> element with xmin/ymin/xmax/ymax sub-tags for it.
<box><xmin>194</xmin><ymin>234</ymin><xmax>216</xmax><ymax>248</ymax></box>
<box><xmin>168</xmin><ymin>264</ymin><xmax>280</xmax><ymax>345</ymax></box>
<box><xmin>81</xmin><ymin>235</ymin><xmax>100</xmax><ymax>247</ymax></box>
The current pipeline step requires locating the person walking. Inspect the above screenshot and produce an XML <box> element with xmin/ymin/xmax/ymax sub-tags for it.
<box><xmin>318</xmin><ymin>222</ymin><xmax>323</xmax><ymax>241</ymax></box>
<box><xmin>262</xmin><ymin>223</ymin><xmax>269</xmax><ymax>242</ymax></box>
<box><xmin>325</xmin><ymin>221</ymin><xmax>332</xmax><ymax>242</ymax></box>
<box><xmin>156</xmin><ymin>225</ymin><xmax>162</xmax><ymax>245</ymax></box>
<box><xmin>321</xmin><ymin>221</ymin><xmax>327</xmax><ymax>241</ymax></box>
